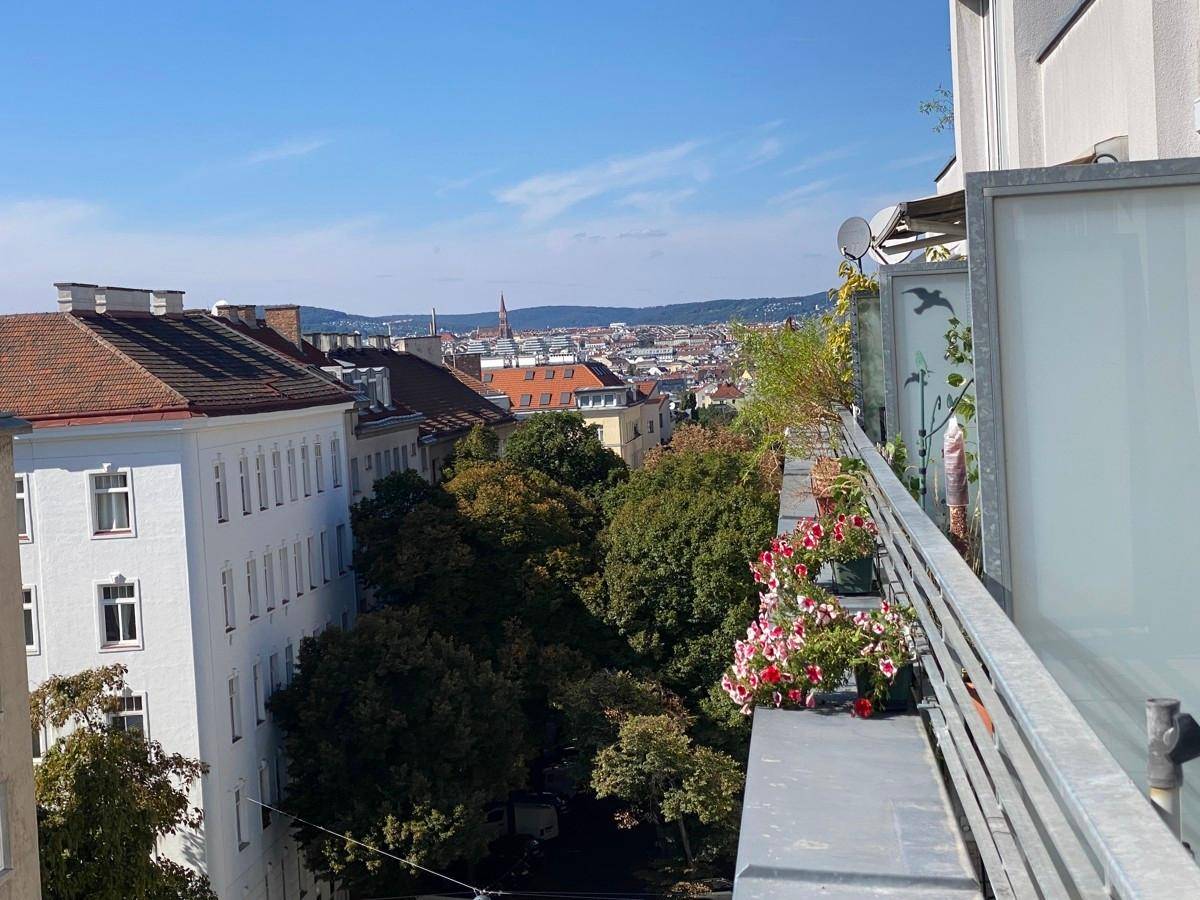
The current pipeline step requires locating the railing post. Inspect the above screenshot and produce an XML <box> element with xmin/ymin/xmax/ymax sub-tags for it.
<box><xmin>1147</xmin><ymin>698</ymin><xmax>1183</xmax><ymax>839</ymax></box>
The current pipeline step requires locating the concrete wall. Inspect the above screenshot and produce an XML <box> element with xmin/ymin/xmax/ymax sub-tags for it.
<box><xmin>0</xmin><ymin>428</ymin><xmax>41</xmax><ymax>900</ymax></box>
<box><xmin>949</xmin><ymin>0</ymin><xmax>1200</xmax><ymax>172</ymax></box>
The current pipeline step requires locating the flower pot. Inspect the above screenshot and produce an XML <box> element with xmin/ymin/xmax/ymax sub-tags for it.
<box><xmin>855</xmin><ymin>663</ymin><xmax>913</xmax><ymax>713</ymax></box>
<box><xmin>833</xmin><ymin>556</ymin><xmax>875</xmax><ymax>594</ymax></box>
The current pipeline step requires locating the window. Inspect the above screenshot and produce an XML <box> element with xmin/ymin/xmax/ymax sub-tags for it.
<box><xmin>350</xmin><ymin>458</ymin><xmax>361</xmax><ymax>494</ymax></box>
<box><xmin>285</xmin><ymin>642</ymin><xmax>295</xmax><ymax>683</ymax></box>
<box><xmin>563</xmin><ymin>367</ymin><xmax>575</xmax><ymax>378</ymax></box>
<box><xmin>99</xmin><ymin>582</ymin><xmax>139</xmax><ymax>647</ymax></box>
<box><xmin>659</xmin><ymin>412</ymin><xmax>664</xmax><ymax>429</ymax></box>
<box><xmin>331</xmin><ymin>437</ymin><xmax>342</xmax><ymax>487</ymax></box>
<box><xmin>272</xmin><ymin>448</ymin><xmax>284</xmax><ymax>505</ymax></box>
<box><xmin>539</xmin><ymin>393</ymin><xmax>551</xmax><ymax>406</ymax></box>
<box><xmin>234</xmin><ymin>786</ymin><xmax>248</xmax><ymax>850</ymax></box>
<box><xmin>32</xmin><ymin>724</ymin><xmax>43</xmax><ymax>760</ymax></box>
<box><xmin>336</xmin><ymin>523</ymin><xmax>348</xmax><ymax>574</ymax></box>
<box><xmin>294</xmin><ymin>542</ymin><xmax>304</xmax><ymax>596</ymax></box>
<box><xmin>519</xmin><ymin>394</ymin><xmax>532</xmax><ymax>407</ymax></box>
<box><xmin>253</xmin><ymin>662</ymin><xmax>266</xmax><ymax>725</ymax></box>
<box><xmin>92</xmin><ymin>471</ymin><xmax>132</xmax><ymax>534</ymax></box>
<box><xmin>229</xmin><ymin>674</ymin><xmax>243</xmax><ymax>743</ymax></box>
<box><xmin>22</xmin><ymin>587</ymin><xmax>37</xmax><ymax>654</ymax></box>
<box><xmin>109</xmin><ymin>692</ymin><xmax>145</xmax><ymax>735</ymax></box>
<box><xmin>279</xmin><ymin>545</ymin><xmax>290</xmax><ymax>603</ymax></box>
<box><xmin>214</xmin><ymin>461</ymin><xmax>229</xmax><ymax>522</ymax></box>
<box><xmin>401</xmin><ymin>445</ymin><xmax>409</xmax><ymax>471</ymax></box>
<box><xmin>301</xmin><ymin>444</ymin><xmax>312</xmax><ymax>497</ymax></box>
<box><xmin>320</xmin><ymin>531</ymin><xmax>329</xmax><ymax>583</ymax></box>
<box><xmin>239</xmin><ymin>456</ymin><xmax>252</xmax><ymax>516</ymax></box>
<box><xmin>523</xmin><ymin>370</ymin><xmax>534</xmax><ymax>380</ymax></box>
<box><xmin>259</xmin><ymin>761</ymin><xmax>273</xmax><ymax>828</ymax></box>
<box><xmin>286</xmin><ymin>448</ymin><xmax>298</xmax><ymax>501</ymax></box>
<box><xmin>648</xmin><ymin>418</ymin><xmax>654</xmax><ymax>434</ymax></box>
<box><xmin>14</xmin><ymin>475</ymin><xmax>29</xmax><ymax>541</ymax></box>
<box><xmin>264</xmin><ymin>551</ymin><xmax>276</xmax><ymax>611</ymax></box>
<box><xmin>373</xmin><ymin>451</ymin><xmax>382</xmax><ymax>476</ymax></box>
<box><xmin>256</xmin><ymin>452</ymin><xmax>269</xmax><ymax>510</ymax></box>
<box><xmin>560</xmin><ymin>392</ymin><xmax>572</xmax><ymax>405</ymax></box>
<box><xmin>382</xmin><ymin>450</ymin><xmax>392</xmax><ymax>476</ymax></box>
<box><xmin>307</xmin><ymin>536</ymin><xmax>317</xmax><ymax>589</ymax></box>
<box><xmin>483</xmin><ymin>372</ymin><xmax>493</xmax><ymax>383</ymax></box>
<box><xmin>269</xmin><ymin>653</ymin><xmax>281</xmax><ymax>699</ymax></box>
<box><xmin>275</xmin><ymin>747</ymin><xmax>287</xmax><ymax>798</ymax></box>
<box><xmin>246</xmin><ymin>557</ymin><xmax>260</xmax><ymax>619</ymax></box>
<box><xmin>391</xmin><ymin>447</ymin><xmax>400</xmax><ymax>471</ymax></box>
<box><xmin>221</xmin><ymin>568</ymin><xmax>236</xmax><ymax>631</ymax></box>
<box><xmin>314</xmin><ymin>441</ymin><xmax>325</xmax><ymax>493</ymax></box>
<box><xmin>545</xmin><ymin>369</ymin><xmax>556</xmax><ymax>380</ymax></box>
<box><xmin>364</xmin><ymin>454</ymin><xmax>373</xmax><ymax>472</ymax></box>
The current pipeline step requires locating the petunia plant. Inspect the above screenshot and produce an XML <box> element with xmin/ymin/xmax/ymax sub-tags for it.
<box><xmin>850</xmin><ymin>599</ymin><xmax>919</xmax><ymax>707</ymax></box>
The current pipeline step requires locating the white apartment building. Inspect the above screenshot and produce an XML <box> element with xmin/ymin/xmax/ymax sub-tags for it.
<box><xmin>0</xmin><ymin>413</ymin><xmax>41</xmax><ymax>900</ymax></box>
<box><xmin>4</xmin><ymin>285</ymin><xmax>358</xmax><ymax>900</ymax></box>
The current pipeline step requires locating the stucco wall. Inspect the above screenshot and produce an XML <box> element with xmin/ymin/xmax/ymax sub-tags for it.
<box><xmin>0</xmin><ymin>431</ymin><xmax>41</xmax><ymax>900</ymax></box>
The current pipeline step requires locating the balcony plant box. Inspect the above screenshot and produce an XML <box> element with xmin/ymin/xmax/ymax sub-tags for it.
<box><xmin>810</xmin><ymin>456</ymin><xmax>840</xmax><ymax>516</ymax></box>
<box><xmin>833</xmin><ymin>556</ymin><xmax>875</xmax><ymax>594</ymax></box>
<box><xmin>855</xmin><ymin>663</ymin><xmax>913</xmax><ymax>713</ymax></box>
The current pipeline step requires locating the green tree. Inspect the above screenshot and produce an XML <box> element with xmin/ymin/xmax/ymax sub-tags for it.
<box><xmin>30</xmin><ymin>665</ymin><xmax>214</xmax><ymax>900</ymax></box>
<box><xmin>443</xmin><ymin>424</ymin><xmax>499</xmax><ymax>479</ymax></box>
<box><xmin>593</xmin><ymin>451</ymin><xmax>777</xmax><ymax>701</ymax></box>
<box><xmin>505</xmin><ymin>411</ymin><xmax>627</xmax><ymax>494</ymax></box>
<box><xmin>592</xmin><ymin>715</ymin><xmax>742</xmax><ymax>866</ymax></box>
<box><xmin>269</xmin><ymin>609</ymin><xmax>529</xmax><ymax>893</ymax></box>
<box><xmin>696</xmin><ymin>404</ymin><xmax>736</xmax><ymax>429</ymax></box>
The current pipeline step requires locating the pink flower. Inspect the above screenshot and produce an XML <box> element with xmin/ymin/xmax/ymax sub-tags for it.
<box><xmin>880</xmin><ymin>600</ymin><xmax>890</xmax><ymax>614</ymax></box>
<box><xmin>781</xmin><ymin>544</ymin><xmax>794</xmax><ymax>558</ymax></box>
<box><xmin>801</xmin><ymin>596</ymin><xmax>816</xmax><ymax>612</ymax></box>
<box><xmin>760</xmin><ymin>664</ymin><xmax>782</xmax><ymax>685</ymax></box>
<box><xmin>793</xmin><ymin>563</ymin><xmax>809</xmax><ymax>578</ymax></box>
<box><xmin>805</xmin><ymin>692</ymin><xmax>817</xmax><ymax>708</ymax></box>
<box><xmin>852</xmin><ymin>698</ymin><xmax>874</xmax><ymax>718</ymax></box>
<box><xmin>802</xmin><ymin>534</ymin><xmax>817</xmax><ymax>549</ymax></box>
<box><xmin>838</xmin><ymin>513</ymin><xmax>847</xmax><ymax>523</ymax></box>
<box><xmin>851</xmin><ymin>514</ymin><xmax>865</xmax><ymax>528</ymax></box>
<box><xmin>792</xmin><ymin>619</ymin><xmax>806</xmax><ymax>637</ymax></box>
<box><xmin>760</xmin><ymin>550</ymin><xmax>774</xmax><ymax>566</ymax></box>
<box><xmin>805</xmin><ymin>664</ymin><xmax>822</xmax><ymax>685</ymax></box>
<box><xmin>879</xmin><ymin>658</ymin><xmax>897</xmax><ymax>679</ymax></box>
<box><xmin>740</xmin><ymin>703</ymin><xmax>752</xmax><ymax>716</ymax></box>
<box><xmin>853</xmin><ymin>611</ymin><xmax>870</xmax><ymax>628</ymax></box>
<box><xmin>811</xmin><ymin>523</ymin><xmax>824</xmax><ymax>540</ymax></box>
<box><xmin>872</xmin><ymin>622</ymin><xmax>886</xmax><ymax>635</ymax></box>
<box><xmin>787</xmin><ymin>688</ymin><xmax>803</xmax><ymax>703</ymax></box>
<box><xmin>752</xmin><ymin>571</ymin><xmax>762</xmax><ymax>583</ymax></box>
<box><xmin>772</xmin><ymin>691</ymin><xmax>783</xmax><ymax>708</ymax></box>
<box><xmin>762</xmin><ymin>644</ymin><xmax>777</xmax><ymax>661</ymax></box>
<box><xmin>833</xmin><ymin>528</ymin><xmax>845</xmax><ymax>543</ymax></box>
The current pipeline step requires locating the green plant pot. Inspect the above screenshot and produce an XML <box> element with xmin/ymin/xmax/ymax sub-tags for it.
<box><xmin>833</xmin><ymin>556</ymin><xmax>875</xmax><ymax>594</ymax></box>
<box><xmin>855</xmin><ymin>663</ymin><xmax>914</xmax><ymax>713</ymax></box>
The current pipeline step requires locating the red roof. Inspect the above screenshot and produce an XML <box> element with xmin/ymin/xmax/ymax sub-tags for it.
<box><xmin>710</xmin><ymin>382</ymin><xmax>745</xmax><ymax>400</ymax></box>
<box><xmin>0</xmin><ymin>310</ymin><xmax>354</xmax><ymax>427</ymax></box>
<box><xmin>482</xmin><ymin>362</ymin><xmax>626</xmax><ymax>412</ymax></box>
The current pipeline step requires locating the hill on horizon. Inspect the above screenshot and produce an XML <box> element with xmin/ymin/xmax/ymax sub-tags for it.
<box><xmin>300</xmin><ymin>292</ymin><xmax>830</xmax><ymax>335</ymax></box>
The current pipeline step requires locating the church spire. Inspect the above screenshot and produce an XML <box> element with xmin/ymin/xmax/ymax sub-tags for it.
<box><xmin>498</xmin><ymin>292</ymin><xmax>512</xmax><ymax>339</ymax></box>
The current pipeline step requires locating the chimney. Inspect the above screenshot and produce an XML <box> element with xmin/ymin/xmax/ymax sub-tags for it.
<box><xmin>56</xmin><ymin>282</ymin><xmax>99</xmax><ymax>312</ymax></box>
<box><xmin>95</xmin><ymin>286</ymin><xmax>154</xmax><ymax>314</ymax></box>
<box><xmin>235</xmin><ymin>305</ymin><xmax>258</xmax><ymax>328</ymax></box>
<box><xmin>450</xmin><ymin>352</ymin><xmax>483</xmax><ymax>381</ymax></box>
<box><xmin>151</xmin><ymin>290</ymin><xmax>185</xmax><ymax>316</ymax></box>
<box><xmin>212</xmin><ymin>300</ymin><xmax>238</xmax><ymax>321</ymax></box>
<box><xmin>263</xmin><ymin>305</ymin><xmax>302</xmax><ymax>348</ymax></box>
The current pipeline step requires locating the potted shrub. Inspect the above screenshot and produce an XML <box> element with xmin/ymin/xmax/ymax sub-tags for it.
<box><xmin>822</xmin><ymin>513</ymin><xmax>878</xmax><ymax>595</ymax></box>
<box><xmin>851</xmin><ymin>601</ymin><xmax>918</xmax><ymax>714</ymax></box>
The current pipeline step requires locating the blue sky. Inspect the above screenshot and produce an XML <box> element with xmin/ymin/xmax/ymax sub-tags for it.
<box><xmin>0</xmin><ymin>2</ymin><xmax>953</xmax><ymax>315</ymax></box>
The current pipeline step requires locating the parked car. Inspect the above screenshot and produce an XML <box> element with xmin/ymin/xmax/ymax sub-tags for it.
<box><xmin>482</xmin><ymin>798</ymin><xmax>560</xmax><ymax>843</ymax></box>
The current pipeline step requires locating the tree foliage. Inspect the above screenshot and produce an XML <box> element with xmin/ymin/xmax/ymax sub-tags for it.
<box><xmin>30</xmin><ymin>665</ymin><xmax>214</xmax><ymax>900</ymax></box>
<box><xmin>592</xmin><ymin>715</ymin><xmax>742</xmax><ymax>865</ymax></box>
<box><xmin>593</xmin><ymin>451</ymin><xmax>777</xmax><ymax>700</ymax></box>
<box><xmin>504</xmin><ymin>411</ymin><xmax>627</xmax><ymax>494</ymax></box>
<box><xmin>443</xmin><ymin>424</ymin><xmax>500</xmax><ymax>479</ymax></box>
<box><xmin>269</xmin><ymin>609</ymin><xmax>529</xmax><ymax>892</ymax></box>
<box><xmin>644</xmin><ymin>424</ymin><xmax>751</xmax><ymax>470</ymax></box>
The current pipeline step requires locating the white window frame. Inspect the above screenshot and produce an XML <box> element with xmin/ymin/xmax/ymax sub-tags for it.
<box><xmin>350</xmin><ymin>457</ymin><xmax>361</xmax><ymax>494</ymax></box>
<box><xmin>285</xmin><ymin>641</ymin><xmax>295</xmax><ymax>683</ymax></box>
<box><xmin>294</xmin><ymin>541</ymin><xmax>304</xmax><ymax>596</ymax></box>
<box><xmin>88</xmin><ymin>467</ymin><xmax>135</xmax><ymax>538</ymax></box>
<box><xmin>279</xmin><ymin>545</ymin><xmax>290</xmax><ymax>604</ymax></box>
<box><xmin>286</xmin><ymin>447</ymin><xmax>298</xmax><ymax>501</ymax></box>
<box><xmin>301</xmin><ymin>443</ymin><xmax>312</xmax><ymax>497</ymax></box>
<box><xmin>401</xmin><ymin>444</ymin><xmax>409</xmax><ymax>471</ymax></box>
<box><xmin>315</xmin><ymin>440</ymin><xmax>326</xmax><ymax>493</ymax></box>
<box><xmin>320</xmin><ymin>530</ymin><xmax>329</xmax><ymax>583</ymax></box>
<box><xmin>229</xmin><ymin>673</ymin><xmax>243</xmax><ymax>744</ymax></box>
<box><xmin>336</xmin><ymin>523</ymin><xmax>348</xmax><ymax>574</ymax></box>
<box><xmin>307</xmin><ymin>536</ymin><xmax>318</xmax><ymax>589</ymax></box>
<box><xmin>264</xmin><ymin>550</ymin><xmax>276</xmax><ymax>611</ymax></box>
<box><xmin>215</xmin><ymin>459</ymin><xmax>230</xmax><ymax>523</ymax></box>
<box><xmin>269</xmin><ymin>653</ymin><xmax>281</xmax><ymax>701</ymax></box>
<box><xmin>96</xmin><ymin>577</ymin><xmax>143</xmax><ymax>651</ymax></box>
<box><xmin>258</xmin><ymin>759</ymin><xmax>273</xmax><ymax>829</ymax></box>
<box><xmin>234</xmin><ymin>784</ymin><xmax>248</xmax><ymax>850</ymax></box>
<box><xmin>246</xmin><ymin>556</ymin><xmax>260</xmax><ymax>620</ymax></box>
<box><xmin>271</xmin><ymin>447</ymin><xmax>284</xmax><ymax>506</ymax></box>
<box><xmin>107</xmin><ymin>689</ymin><xmax>148</xmax><ymax>737</ymax></box>
<box><xmin>253</xmin><ymin>660</ymin><xmax>266</xmax><ymax>725</ymax></box>
<box><xmin>238</xmin><ymin>455</ymin><xmax>253</xmax><ymax>516</ymax></box>
<box><xmin>14</xmin><ymin>474</ymin><xmax>30</xmax><ymax>543</ymax></box>
<box><xmin>256</xmin><ymin>450</ymin><xmax>269</xmax><ymax>510</ymax></box>
<box><xmin>221</xmin><ymin>567</ymin><xmax>236</xmax><ymax>632</ymax></box>
<box><xmin>331</xmin><ymin>437</ymin><xmax>342</xmax><ymax>487</ymax></box>
<box><xmin>22</xmin><ymin>585</ymin><xmax>39</xmax><ymax>656</ymax></box>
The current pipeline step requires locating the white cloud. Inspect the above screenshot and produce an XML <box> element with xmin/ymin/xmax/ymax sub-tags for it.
<box><xmin>767</xmin><ymin>178</ymin><xmax>840</xmax><ymax>206</ymax></box>
<box><xmin>494</xmin><ymin>141</ymin><xmax>704</xmax><ymax>223</ymax></box>
<box><xmin>433</xmin><ymin>167</ymin><xmax>501</xmax><ymax>196</ymax></box>
<box><xmin>618</xmin><ymin>188</ymin><xmax>697</xmax><ymax>216</ymax></box>
<box><xmin>617</xmin><ymin>229</ymin><xmax>668</xmax><ymax>240</ymax></box>
<box><xmin>884</xmin><ymin>149</ymin><xmax>952</xmax><ymax>171</ymax></box>
<box><xmin>242</xmin><ymin>137</ymin><xmax>331</xmax><ymax>166</ymax></box>
<box><xmin>744</xmin><ymin>136</ymin><xmax>783</xmax><ymax>168</ymax></box>
<box><xmin>782</xmin><ymin>143</ymin><xmax>862</xmax><ymax>175</ymax></box>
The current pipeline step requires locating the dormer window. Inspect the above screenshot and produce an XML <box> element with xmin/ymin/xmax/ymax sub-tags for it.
<box><xmin>523</xmin><ymin>370</ymin><xmax>535</xmax><ymax>381</ymax></box>
<box><xmin>545</xmin><ymin>369</ymin><xmax>555</xmax><ymax>380</ymax></box>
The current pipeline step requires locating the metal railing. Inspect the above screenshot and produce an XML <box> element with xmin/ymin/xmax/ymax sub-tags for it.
<box><xmin>838</xmin><ymin>410</ymin><xmax>1200</xmax><ymax>899</ymax></box>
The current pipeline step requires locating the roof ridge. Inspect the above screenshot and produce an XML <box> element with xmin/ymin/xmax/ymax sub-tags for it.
<box><xmin>63</xmin><ymin>313</ymin><xmax>192</xmax><ymax>408</ymax></box>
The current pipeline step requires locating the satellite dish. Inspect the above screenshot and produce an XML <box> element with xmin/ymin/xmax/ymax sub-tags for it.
<box><xmin>837</xmin><ymin>216</ymin><xmax>872</xmax><ymax>262</ymax></box>
<box><xmin>868</xmin><ymin>205</ymin><xmax>915</xmax><ymax>266</ymax></box>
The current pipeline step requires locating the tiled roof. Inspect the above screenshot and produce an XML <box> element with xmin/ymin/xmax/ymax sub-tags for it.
<box><xmin>711</xmin><ymin>382</ymin><xmax>745</xmax><ymax>400</ymax></box>
<box><xmin>484</xmin><ymin>362</ymin><xmax>626</xmax><ymax>412</ymax></box>
<box><xmin>223</xmin><ymin>318</ymin><xmax>332</xmax><ymax>368</ymax></box>
<box><xmin>327</xmin><ymin>347</ymin><xmax>515</xmax><ymax>440</ymax></box>
<box><xmin>0</xmin><ymin>310</ymin><xmax>354</xmax><ymax>427</ymax></box>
